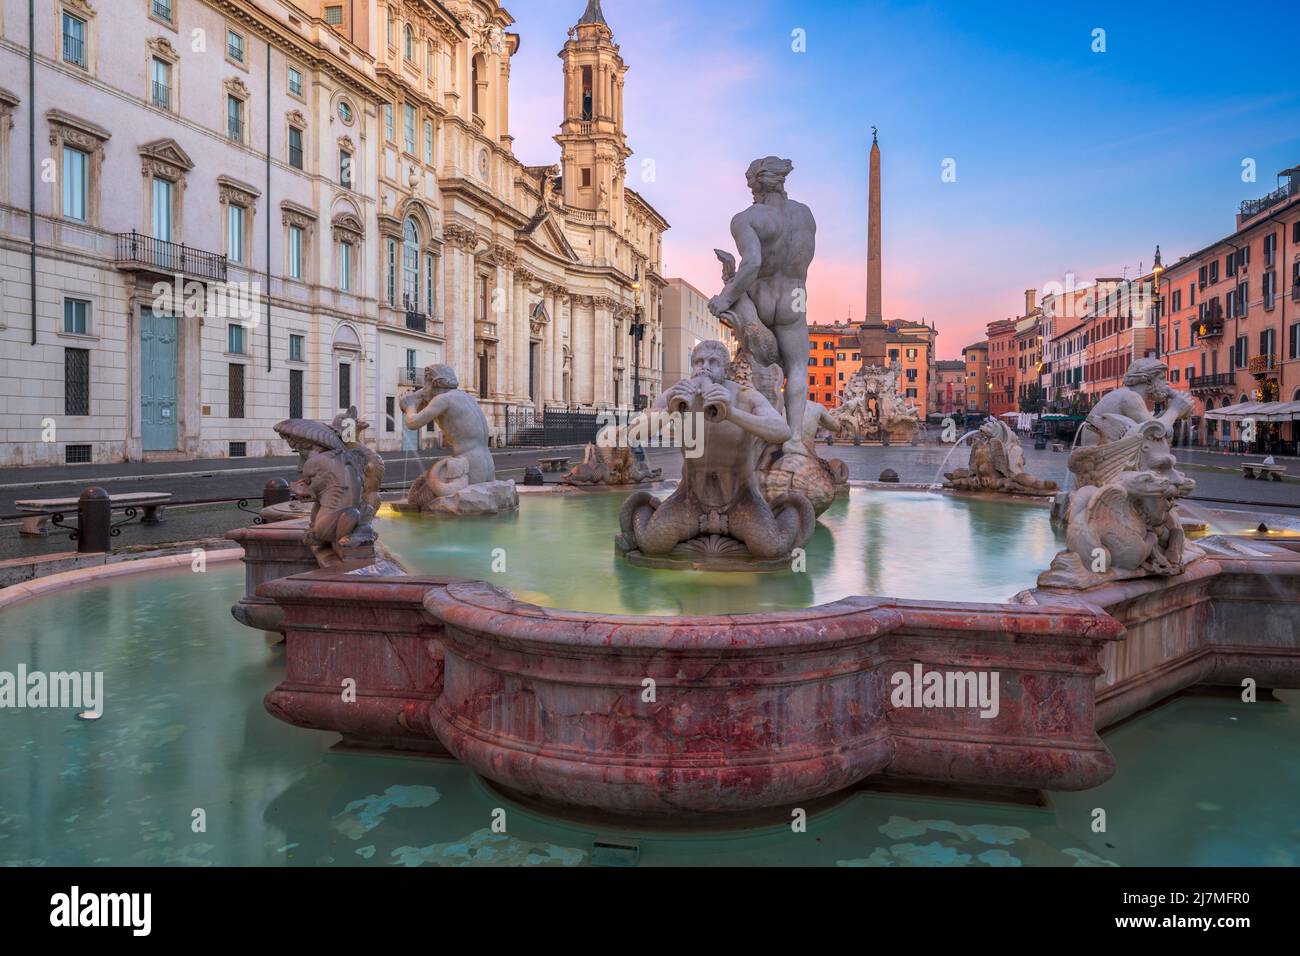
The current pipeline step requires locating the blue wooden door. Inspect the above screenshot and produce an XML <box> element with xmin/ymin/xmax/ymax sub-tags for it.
<box><xmin>141</xmin><ymin>308</ymin><xmax>178</xmax><ymax>451</ymax></box>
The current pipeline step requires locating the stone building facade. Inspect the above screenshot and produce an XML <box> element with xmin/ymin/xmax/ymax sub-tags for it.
<box><xmin>0</xmin><ymin>0</ymin><xmax>666</xmax><ymax>466</ymax></box>
<box><xmin>661</xmin><ymin>276</ymin><xmax>734</xmax><ymax>389</ymax></box>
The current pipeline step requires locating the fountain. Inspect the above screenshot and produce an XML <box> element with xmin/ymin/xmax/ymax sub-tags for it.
<box><xmin>222</xmin><ymin>164</ymin><xmax>1295</xmax><ymax>825</ymax></box>
<box><xmin>942</xmin><ymin>418</ymin><xmax>1058</xmax><ymax>496</ymax></box>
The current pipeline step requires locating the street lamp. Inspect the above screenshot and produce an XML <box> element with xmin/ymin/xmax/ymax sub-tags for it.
<box><xmin>629</xmin><ymin>264</ymin><xmax>647</xmax><ymax>410</ymax></box>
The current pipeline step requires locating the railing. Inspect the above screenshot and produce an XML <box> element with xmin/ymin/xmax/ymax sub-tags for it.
<box><xmin>1240</xmin><ymin>178</ymin><xmax>1298</xmax><ymax>218</ymax></box>
<box><xmin>151</xmin><ymin>81</ymin><xmax>170</xmax><ymax>109</ymax></box>
<box><xmin>505</xmin><ymin>405</ymin><xmax>617</xmax><ymax>448</ymax></box>
<box><xmin>228</xmin><ymin>118</ymin><xmax>243</xmax><ymax>142</ymax></box>
<box><xmin>114</xmin><ymin>231</ymin><xmax>228</xmax><ymax>282</ymax></box>
<box><xmin>62</xmin><ymin>32</ymin><xmax>84</xmax><ymax>67</ymax></box>
<box><xmin>152</xmin><ymin>0</ymin><xmax>173</xmax><ymax>20</ymax></box>
<box><xmin>1195</xmin><ymin>317</ymin><xmax>1225</xmax><ymax>338</ymax></box>
<box><xmin>1188</xmin><ymin>372</ymin><xmax>1235</xmax><ymax>392</ymax></box>
<box><xmin>398</xmin><ymin>367</ymin><xmax>420</xmax><ymax>387</ymax></box>
<box><xmin>405</xmin><ymin>310</ymin><xmax>427</xmax><ymax>333</ymax></box>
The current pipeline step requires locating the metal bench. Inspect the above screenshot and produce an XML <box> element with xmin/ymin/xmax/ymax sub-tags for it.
<box><xmin>15</xmin><ymin>492</ymin><xmax>172</xmax><ymax>536</ymax></box>
<box><xmin>1242</xmin><ymin>463</ymin><xmax>1286</xmax><ymax>481</ymax></box>
<box><xmin>537</xmin><ymin>457</ymin><xmax>571</xmax><ymax>474</ymax></box>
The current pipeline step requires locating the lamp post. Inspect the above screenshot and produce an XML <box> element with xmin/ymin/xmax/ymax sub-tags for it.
<box><xmin>630</xmin><ymin>264</ymin><xmax>646</xmax><ymax>410</ymax></box>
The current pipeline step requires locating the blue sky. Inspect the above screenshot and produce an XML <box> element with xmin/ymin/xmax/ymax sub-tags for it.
<box><xmin>504</xmin><ymin>0</ymin><xmax>1300</xmax><ymax>354</ymax></box>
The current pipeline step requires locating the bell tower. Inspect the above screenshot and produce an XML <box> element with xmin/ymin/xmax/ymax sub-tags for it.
<box><xmin>555</xmin><ymin>0</ymin><xmax>629</xmax><ymax>219</ymax></box>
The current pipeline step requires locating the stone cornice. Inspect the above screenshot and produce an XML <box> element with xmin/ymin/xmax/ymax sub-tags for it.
<box><xmin>280</xmin><ymin>199</ymin><xmax>318</xmax><ymax>228</ymax></box>
<box><xmin>46</xmin><ymin>110</ymin><xmax>111</xmax><ymax>153</ymax></box>
<box><xmin>217</xmin><ymin>174</ymin><xmax>261</xmax><ymax>205</ymax></box>
<box><xmin>331</xmin><ymin>212</ymin><xmax>364</xmax><ymax>242</ymax></box>
<box><xmin>146</xmin><ymin>35</ymin><xmax>180</xmax><ymax>62</ymax></box>
<box><xmin>138</xmin><ymin>138</ymin><xmax>194</xmax><ymax>180</ymax></box>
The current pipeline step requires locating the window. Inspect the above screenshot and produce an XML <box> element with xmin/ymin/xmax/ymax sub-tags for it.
<box><xmin>338</xmin><ymin>361</ymin><xmax>351</xmax><ymax>410</ymax></box>
<box><xmin>425</xmin><ymin>253</ymin><xmax>435</xmax><ymax>314</ymax></box>
<box><xmin>1260</xmin><ymin>328</ymin><xmax>1276</xmax><ymax>362</ymax></box>
<box><xmin>227</xmin><ymin>29</ymin><xmax>245</xmax><ymax>64</ymax></box>
<box><xmin>338</xmin><ymin>100</ymin><xmax>353</xmax><ymax>125</ymax></box>
<box><xmin>339</xmin><ymin>149</ymin><xmax>353</xmax><ymax>188</ymax></box>
<box><xmin>62</xmin><ymin>146</ymin><xmax>87</xmax><ymax>221</ymax></box>
<box><xmin>402</xmin><ymin>218</ymin><xmax>420</xmax><ymax>309</ymax></box>
<box><xmin>386</xmin><ymin>238</ymin><xmax>397</xmax><ymax>306</ymax></box>
<box><xmin>386</xmin><ymin>9</ymin><xmax>396</xmax><ymax>47</ymax></box>
<box><xmin>151</xmin><ymin>178</ymin><xmax>173</xmax><ymax>241</ymax></box>
<box><xmin>150</xmin><ymin>58</ymin><xmax>171</xmax><ymax>109</ymax></box>
<box><xmin>334</xmin><ymin>239</ymin><xmax>351</xmax><ymax>292</ymax></box>
<box><xmin>289</xmin><ymin>334</ymin><xmax>304</xmax><ymax>363</ymax></box>
<box><xmin>384</xmin><ymin>103</ymin><xmax>394</xmax><ymax>141</ymax></box>
<box><xmin>1198</xmin><ymin>265</ymin><xmax>1206</xmax><ymax>289</ymax></box>
<box><xmin>152</xmin><ymin>0</ymin><xmax>173</xmax><ymax>23</ymax></box>
<box><xmin>227</xmin><ymin>204</ymin><xmax>245</xmax><ymax>263</ymax></box>
<box><xmin>228</xmin><ymin>363</ymin><xmax>245</xmax><ymax>418</ymax></box>
<box><xmin>288</xmin><ymin>125</ymin><xmax>303</xmax><ymax>169</ymax></box>
<box><xmin>62</xmin><ymin>12</ymin><xmax>86</xmax><ymax>67</ymax></box>
<box><xmin>471</xmin><ymin>57</ymin><xmax>481</xmax><ymax>116</ymax></box>
<box><xmin>1234</xmin><ymin>335</ymin><xmax>1248</xmax><ymax>369</ymax></box>
<box><xmin>1226</xmin><ymin>252</ymin><xmax>1237</xmax><ymax>278</ymax></box>
<box><xmin>288</xmin><ymin>66</ymin><xmax>303</xmax><ymax>97</ymax></box>
<box><xmin>1209</xmin><ymin>260</ymin><xmax>1218</xmax><ymax>285</ymax></box>
<box><xmin>581</xmin><ymin>168</ymin><xmax>592</xmax><ymax>187</ymax></box>
<box><xmin>1236</xmin><ymin>281</ymin><xmax>1248</xmax><ymax>317</ymax></box>
<box><xmin>227</xmin><ymin>95</ymin><xmax>244</xmax><ymax>141</ymax></box>
<box><xmin>1289</xmin><ymin>322</ymin><xmax>1300</xmax><ymax>361</ymax></box>
<box><xmin>289</xmin><ymin>369</ymin><xmax>304</xmax><ymax>418</ymax></box>
<box><xmin>424</xmin><ymin>121</ymin><xmax>433</xmax><ymax>164</ymax></box>
<box><xmin>288</xmin><ymin>225</ymin><xmax>304</xmax><ymax>279</ymax></box>
<box><xmin>324</xmin><ymin>6</ymin><xmax>343</xmax><ymax>26</ymax></box>
<box><xmin>1264</xmin><ymin>270</ymin><xmax>1277</xmax><ymax>310</ymax></box>
<box><xmin>404</xmin><ymin>24</ymin><xmax>415</xmax><ymax>61</ymax></box>
<box><xmin>386</xmin><ymin>396</ymin><xmax>396</xmax><ymax>432</ymax></box>
<box><xmin>403</xmin><ymin>104</ymin><xmax>416</xmax><ymax>154</ymax></box>
<box><xmin>63</xmin><ymin>298</ymin><xmax>89</xmax><ymax>335</ymax></box>
<box><xmin>227</xmin><ymin>323</ymin><xmax>245</xmax><ymax>354</ymax></box>
<box><xmin>1264</xmin><ymin>232</ymin><xmax>1277</xmax><ymax>267</ymax></box>
<box><xmin>65</xmin><ymin>348</ymin><xmax>90</xmax><ymax>416</ymax></box>
<box><xmin>406</xmin><ymin>349</ymin><xmax>417</xmax><ymax>370</ymax></box>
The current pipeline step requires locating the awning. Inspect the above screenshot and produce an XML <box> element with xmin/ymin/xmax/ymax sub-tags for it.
<box><xmin>1204</xmin><ymin>400</ymin><xmax>1300</xmax><ymax>422</ymax></box>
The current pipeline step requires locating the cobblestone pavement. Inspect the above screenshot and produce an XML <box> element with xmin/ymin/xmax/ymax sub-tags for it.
<box><xmin>1</xmin><ymin>442</ymin><xmax>1294</xmax><ymax>562</ymax></box>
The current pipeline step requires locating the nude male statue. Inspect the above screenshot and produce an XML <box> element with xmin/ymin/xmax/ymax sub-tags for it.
<box><xmin>399</xmin><ymin>364</ymin><xmax>496</xmax><ymax>499</ymax></box>
<box><xmin>619</xmin><ymin>340</ymin><xmax>813</xmax><ymax>560</ymax></box>
<box><xmin>1081</xmin><ymin>358</ymin><xmax>1193</xmax><ymax>447</ymax></box>
<box><xmin>707</xmin><ymin>156</ymin><xmax>816</xmax><ymax>457</ymax></box>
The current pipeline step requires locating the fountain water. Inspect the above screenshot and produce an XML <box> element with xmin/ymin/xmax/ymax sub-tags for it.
<box><xmin>931</xmin><ymin>429</ymin><xmax>982</xmax><ymax>485</ymax></box>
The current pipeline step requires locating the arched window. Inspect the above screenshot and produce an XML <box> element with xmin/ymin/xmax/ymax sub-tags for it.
<box><xmin>404</xmin><ymin>24</ymin><xmax>415</xmax><ymax>61</ymax></box>
<box><xmin>471</xmin><ymin>56</ymin><xmax>481</xmax><ymax>116</ymax></box>
<box><xmin>402</xmin><ymin>217</ymin><xmax>421</xmax><ymax>311</ymax></box>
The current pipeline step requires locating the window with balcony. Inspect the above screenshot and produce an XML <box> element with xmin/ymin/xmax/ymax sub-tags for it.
<box><xmin>152</xmin><ymin>0</ymin><xmax>174</xmax><ymax>24</ymax></box>
<box><xmin>150</xmin><ymin>57</ymin><xmax>171</xmax><ymax>109</ymax></box>
<box><xmin>226</xmin><ymin>29</ymin><xmax>245</xmax><ymax>64</ymax></box>
<box><xmin>288</xmin><ymin>66</ymin><xmax>303</xmax><ymax>98</ymax></box>
<box><xmin>288</xmin><ymin>125</ymin><xmax>304</xmax><ymax>169</ymax></box>
<box><xmin>226</xmin><ymin>95</ymin><xmax>244</xmax><ymax>142</ymax></box>
<box><xmin>62</xmin><ymin>11</ymin><xmax>86</xmax><ymax>67</ymax></box>
<box><xmin>151</xmin><ymin>178</ymin><xmax>173</xmax><ymax>242</ymax></box>
<box><xmin>1260</xmin><ymin>328</ymin><xmax>1276</xmax><ymax>364</ymax></box>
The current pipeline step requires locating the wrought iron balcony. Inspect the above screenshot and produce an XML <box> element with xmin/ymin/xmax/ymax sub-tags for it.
<box><xmin>1189</xmin><ymin>373</ymin><xmax>1234</xmax><ymax>393</ymax></box>
<box><xmin>405</xmin><ymin>310</ymin><xmax>427</xmax><ymax>333</ymax></box>
<box><xmin>1194</xmin><ymin>316</ymin><xmax>1225</xmax><ymax>339</ymax></box>
<box><xmin>113</xmin><ymin>231</ymin><xmax>228</xmax><ymax>282</ymax></box>
<box><xmin>1240</xmin><ymin>178</ymin><xmax>1298</xmax><ymax>218</ymax></box>
<box><xmin>398</xmin><ymin>366</ymin><xmax>420</xmax><ymax>387</ymax></box>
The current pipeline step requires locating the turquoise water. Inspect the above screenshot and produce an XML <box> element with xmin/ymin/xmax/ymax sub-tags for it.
<box><xmin>1</xmin><ymin>564</ymin><xmax>1296</xmax><ymax>866</ymax></box>
<box><xmin>376</xmin><ymin>489</ymin><xmax>1065</xmax><ymax>614</ymax></box>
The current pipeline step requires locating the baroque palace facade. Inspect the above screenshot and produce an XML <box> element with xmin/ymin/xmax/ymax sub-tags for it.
<box><xmin>0</xmin><ymin>0</ymin><xmax>666</xmax><ymax>465</ymax></box>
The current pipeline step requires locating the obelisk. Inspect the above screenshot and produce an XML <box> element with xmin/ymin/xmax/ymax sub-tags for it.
<box><xmin>858</xmin><ymin>127</ymin><xmax>886</xmax><ymax>367</ymax></box>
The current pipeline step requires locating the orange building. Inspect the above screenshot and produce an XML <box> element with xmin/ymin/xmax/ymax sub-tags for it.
<box><xmin>935</xmin><ymin>361</ymin><xmax>967</xmax><ymax>416</ymax></box>
<box><xmin>1158</xmin><ymin>165</ymin><xmax>1300</xmax><ymax>450</ymax></box>
<box><xmin>987</xmin><ymin>318</ymin><xmax>1018</xmax><ymax>418</ymax></box>
<box><xmin>962</xmin><ymin>341</ymin><xmax>988</xmax><ymax>416</ymax></box>
<box><xmin>807</xmin><ymin>323</ymin><xmax>856</xmax><ymax>408</ymax></box>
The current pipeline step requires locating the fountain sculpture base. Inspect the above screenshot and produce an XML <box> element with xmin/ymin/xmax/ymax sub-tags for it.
<box><xmin>616</xmin><ymin>533</ymin><xmax>796</xmax><ymax>572</ymax></box>
<box><xmin>391</xmin><ymin>479</ymin><xmax>519</xmax><ymax>517</ymax></box>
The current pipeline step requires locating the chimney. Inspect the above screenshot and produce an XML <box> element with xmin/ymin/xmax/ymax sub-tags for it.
<box><xmin>1024</xmin><ymin>289</ymin><xmax>1037</xmax><ymax>316</ymax></box>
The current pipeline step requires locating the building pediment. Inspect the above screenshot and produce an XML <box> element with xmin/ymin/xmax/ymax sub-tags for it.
<box><xmin>139</xmin><ymin>138</ymin><xmax>194</xmax><ymax>171</ymax></box>
<box><xmin>520</xmin><ymin>210</ymin><xmax>579</xmax><ymax>263</ymax></box>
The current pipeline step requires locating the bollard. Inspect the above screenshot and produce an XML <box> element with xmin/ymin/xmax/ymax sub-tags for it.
<box><xmin>523</xmin><ymin>466</ymin><xmax>545</xmax><ymax>487</ymax></box>
<box><xmin>77</xmin><ymin>487</ymin><xmax>112</xmax><ymax>554</ymax></box>
<box><xmin>262</xmin><ymin>477</ymin><xmax>292</xmax><ymax>508</ymax></box>
<box><xmin>878</xmin><ymin>469</ymin><xmax>899</xmax><ymax>484</ymax></box>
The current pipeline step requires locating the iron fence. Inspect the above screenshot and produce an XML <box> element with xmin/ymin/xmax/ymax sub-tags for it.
<box><xmin>114</xmin><ymin>231</ymin><xmax>228</xmax><ymax>282</ymax></box>
<box><xmin>504</xmin><ymin>405</ymin><xmax>615</xmax><ymax>447</ymax></box>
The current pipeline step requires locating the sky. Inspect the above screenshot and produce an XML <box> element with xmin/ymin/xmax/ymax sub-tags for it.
<box><xmin>502</xmin><ymin>0</ymin><xmax>1300</xmax><ymax>358</ymax></box>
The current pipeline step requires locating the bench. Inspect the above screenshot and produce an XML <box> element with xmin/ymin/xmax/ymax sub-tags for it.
<box><xmin>537</xmin><ymin>457</ymin><xmax>571</xmax><ymax>474</ymax></box>
<box><xmin>1242</xmin><ymin>463</ymin><xmax>1286</xmax><ymax>481</ymax></box>
<box><xmin>15</xmin><ymin>492</ymin><xmax>172</xmax><ymax>536</ymax></box>
<box><xmin>1050</xmin><ymin>442</ymin><xmax>1066</xmax><ymax>453</ymax></box>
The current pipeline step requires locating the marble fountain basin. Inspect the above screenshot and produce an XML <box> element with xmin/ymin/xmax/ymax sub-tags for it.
<box><xmin>246</xmin><ymin>488</ymin><xmax>1300</xmax><ymax>824</ymax></box>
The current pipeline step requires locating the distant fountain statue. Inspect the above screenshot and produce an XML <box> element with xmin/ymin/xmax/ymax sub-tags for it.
<box><xmin>273</xmin><ymin>409</ymin><xmax>384</xmax><ymax>566</ymax></box>
<box><xmin>617</xmin><ymin>340</ymin><xmax>815</xmax><ymax>570</ymax></box>
<box><xmin>943</xmin><ymin>418</ymin><xmax>1057</xmax><ymax>496</ymax></box>
<box><xmin>564</xmin><ymin>430</ymin><xmax>661</xmax><ymax>486</ymax></box>
<box><xmin>394</xmin><ymin>364</ymin><xmax>519</xmax><ymax>516</ymax></box>
<box><xmin>835</xmin><ymin>361</ymin><xmax>921</xmax><ymax>444</ymax></box>
<box><xmin>1040</xmin><ymin>358</ymin><xmax>1198</xmax><ymax>588</ymax></box>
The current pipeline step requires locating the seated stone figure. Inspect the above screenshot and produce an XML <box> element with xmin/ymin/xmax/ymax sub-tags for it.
<box><xmin>617</xmin><ymin>340</ymin><xmax>814</xmax><ymax>568</ymax></box>
<box><xmin>397</xmin><ymin>364</ymin><xmax>518</xmax><ymax>516</ymax></box>
<box><xmin>1040</xmin><ymin>358</ymin><xmax>1197</xmax><ymax>588</ymax></box>
<box><xmin>944</xmin><ymin>418</ymin><xmax>1057</xmax><ymax>496</ymax></box>
<box><xmin>274</xmin><ymin>418</ymin><xmax>376</xmax><ymax>565</ymax></box>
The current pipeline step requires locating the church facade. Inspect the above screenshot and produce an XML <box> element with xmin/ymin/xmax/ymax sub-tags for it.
<box><xmin>0</xmin><ymin>0</ymin><xmax>666</xmax><ymax>466</ymax></box>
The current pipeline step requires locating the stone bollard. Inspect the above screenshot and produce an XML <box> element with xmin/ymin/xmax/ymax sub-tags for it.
<box><xmin>523</xmin><ymin>466</ymin><xmax>545</xmax><ymax>487</ymax></box>
<box><xmin>77</xmin><ymin>487</ymin><xmax>112</xmax><ymax>554</ymax></box>
<box><xmin>879</xmin><ymin>469</ymin><xmax>899</xmax><ymax>484</ymax></box>
<box><xmin>262</xmin><ymin>477</ymin><xmax>293</xmax><ymax>508</ymax></box>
